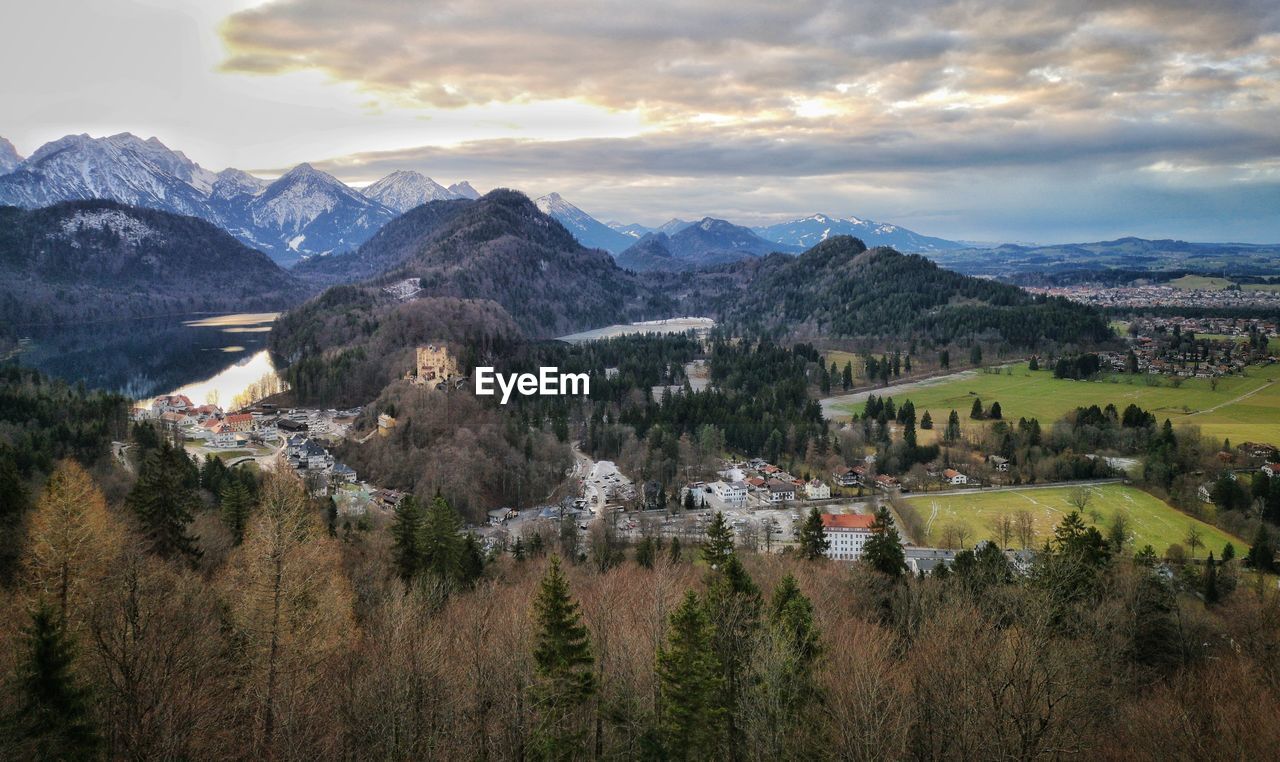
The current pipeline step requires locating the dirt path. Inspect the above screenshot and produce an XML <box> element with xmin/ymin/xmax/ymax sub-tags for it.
<box><xmin>819</xmin><ymin>369</ymin><xmax>982</xmax><ymax>419</ymax></box>
<box><xmin>1189</xmin><ymin>379</ymin><xmax>1276</xmax><ymax>416</ymax></box>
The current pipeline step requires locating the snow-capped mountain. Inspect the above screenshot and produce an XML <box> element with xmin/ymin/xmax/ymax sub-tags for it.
<box><xmin>239</xmin><ymin>163</ymin><xmax>397</xmax><ymax>261</ymax></box>
<box><xmin>656</xmin><ymin>218</ymin><xmax>693</xmax><ymax>236</ymax></box>
<box><xmin>535</xmin><ymin>192</ymin><xmax>634</xmax><ymax>253</ymax></box>
<box><xmin>0</xmin><ymin>138</ymin><xmax>22</xmax><ymax>175</ymax></box>
<box><xmin>606</xmin><ymin>221</ymin><xmax>652</xmax><ymax>238</ymax></box>
<box><xmin>362</xmin><ymin>170</ymin><xmax>459</xmax><ymax>213</ymax></box>
<box><xmin>448</xmin><ymin>181</ymin><xmax>481</xmax><ymax>200</ymax></box>
<box><xmin>754</xmin><ymin>213</ymin><xmax>963</xmax><ymax>253</ymax></box>
<box><xmin>0</xmin><ymin>133</ymin><xmax>401</xmax><ymax>265</ymax></box>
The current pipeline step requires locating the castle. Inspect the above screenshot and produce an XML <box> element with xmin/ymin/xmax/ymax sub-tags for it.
<box><xmin>413</xmin><ymin>344</ymin><xmax>460</xmax><ymax>385</ymax></box>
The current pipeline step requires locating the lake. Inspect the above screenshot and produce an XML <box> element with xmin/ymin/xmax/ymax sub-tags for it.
<box><xmin>557</xmin><ymin>316</ymin><xmax>716</xmax><ymax>343</ymax></box>
<box><xmin>11</xmin><ymin>313</ymin><xmax>284</xmax><ymax>406</ymax></box>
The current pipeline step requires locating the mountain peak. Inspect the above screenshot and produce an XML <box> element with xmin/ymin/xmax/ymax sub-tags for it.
<box><xmin>0</xmin><ymin>137</ymin><xmax>22</xmax><ymax>175</ymax></box>
<box><xmin>448</xmin><ymin>180</ymin><xmax>481</xmax><ymax>200</ymax></box>
<box><xmin>362</xmin><ymin>170</ymin><xmax>458</xmax><ymax>212</ymax></box>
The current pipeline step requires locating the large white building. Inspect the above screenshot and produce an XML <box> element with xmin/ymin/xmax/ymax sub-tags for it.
<box><xmin>711</xmin><ymin>480</ymin><xmax>748</xmax><ymax>506</ymax></box>
<box><xmin>822</xmin><ymin>513</ymin><xmax>877</xmax><ymax>561</ymax></box>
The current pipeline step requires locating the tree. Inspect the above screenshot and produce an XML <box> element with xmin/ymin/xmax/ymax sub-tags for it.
<box><xmin>1014</xmin><ymin>510</ymin><xmax>1036</xmax><ymax>549</ymax></box>
<box><xmin>421</xmin><ymin>493</ymin><xmax>464</xmax><ymax>583</ymax></box>
<box><xmin>862</xmin><ymin>506</ymin><xmax>905</xmax><ymax>577</ymax></box>
<box><xmin>635</xmin><ymin>536</ymin><xmax>657</xmax><ymax>568</ymax></box>
<box><xmin>1184</xmin><ymin>524</ymin><xmax>1204</xmax><ymax>560</ymax></box>
<box><xmin>703</xmin><ymin>554</ymin><xmax>761</xmax><ymax>761</ymax></box>
<box><xmin>1203</xmin><ymin>552</ymin><xmax>1220</xmax><ymax>605</ymax></box>
<box><xmin>988</xmin><ymin>401</ymin><xmax>1002</xmax><ymax>420</ymax></box>
<box><xmin>668</xmin><ymin>536</ymin><xmax>683</xmax><ymax>565</ymax></box>
<box><xmin>1052</xmin><ymin>511</ymin><xmax>1110</xmax><ymax>567</ymax></box>
<box><xmin>920</xmin><ymin>410</ymin><xmax>933</xmax><ymax>430</ymax></box>
<box><xmin>970</xmin><ymin>345</ymin><xmax>983</xmax><ymax>366</ymax></box>
<box><xmin>702</xmin><ymin>512</ymin><xmax>735</xmax><ymax>566</ymax></box>
<box><xmin>1029</xmin><ymin>356</ymin><xmax>1039</xmax><ymax>371</ymax></box>
<box><xmin>944</xmin><ymin>410</ymin><xmax>962</xmax><ymax>444</ymax></box>
<box><xmin>656</xmin><ymin>590</ymin><xmax>723</xmax><ymax>759</ymax></box>
<box><xmin>1107</xmin><ymin>511</ymin><xmax>1131</xmax><ymax>553</ymax></box>
<box><xmin>940</xmin><ymin>349</ymin><xmax>950</xmax><ymax>369</ymax></box>
<box><xmin>841</xmin><ymin>361</ymin><xmax>853</xmax><ymax>392</ymax></box>
<box><xmin>796</xmin><ymin>507</ymin><xmax>830</xmax><ymax>561</ymax></box>
<box><xmin>389</xmin><ymin>495</ymin><xmax>425</xmax><ymax>582</ymax></box>
<box><xmin>969</xmin><ymin>398</ymin><xmax>984</xmax><ymax>420</ymax></box>
<box><xmin>23</xmin><ymin>460</ymin><xmax>121</xmax><ymax>622</ymax></box>
<box><xmin>127</xmin><ymin>444</ymin><xmax>200</xmax><ymax>562</ymax></box>
<box><xmin>9</xmin><ymin>603</ymin><xmax>99</xmax><ymax>759</ymax></box>
<box><xmin>1246</xmin><ymin>524</ymin><xmax>1276</xmax><ymax>572</ymax></box>
<box><xmin>220</xmin><ymin>479</ymin><xmax>254</xmax><ymax>546</ymax></box>
<box><xmin>530</xmin><ymin>556</ymin><xmax>595</xmax><ymax>759</ymax></box>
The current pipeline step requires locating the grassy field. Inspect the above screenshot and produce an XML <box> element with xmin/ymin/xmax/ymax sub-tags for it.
<box><xmin>836</xmin><ymin>362</ymin><xmax>1280</xmax><ymax>446</ymax></box>
<box><xmin>1169</xmin><ymin>274</ymin><xmax>1234</xmax><ymax>290</ymax></box>
<box><xmin>905</xmin><ymin>483</ymin><xmax>1243</xmax><ymax>555</ymax></box>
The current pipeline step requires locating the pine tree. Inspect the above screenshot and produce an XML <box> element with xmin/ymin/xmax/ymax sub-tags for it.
<box><xmin>126</xmin><ymin>443</ymin><xmax>200</xmax><ymax>562</ymax></box>
<box><xmin>702</xmin><ymin>512</ymin><xmax>735</xmax><ymax>566</ymax></box>
<box><xmin>657</xmin><ymin>590</ymin><xmax>724</xmax><ymax>759</ymax></box>
<box><xmin>841</xmin><ymin>362</ymin><xmax>853</xmax><ymax>391</ymax></box>
<box><xmin>970</xmin><ymin>398</ymin><xmax>984</xmax><ymax>420</ymax></box>
<box><xmin>1203</xmin><ymin>551</ymin><xmax>1220</xmax><ymax>605</ymax></box>
<box><xmin>920</xmin><ymin>410</ymin><xmax>933</xmax><ymax>430</ymax></box>
<box><xmin>796</xmin><ymin>507</ymin><xmax>830</xmax><ymax>560</ymax></box>
<box><xmin>635</xmin><ymin>536</ymin><xmax>656</xmax><ymax>569</ymax></box>
<box><xmin>668</xmin><ymin>536</ymin><xmax>683</xmax><ymax>565</ymax></box>
<box><xmin>458</xmin><ymin>533</ymin><xmax>486</xmax><ymax>586</ymax></box>
<box><xmin>862</xmin><ymin>506</ymin><xmax>905</xmax><ymax>577</ymax></box>
<box><xmin>421</xmin><ymin>493</ymin><xmax>464</xmax><ymax>583</ymax></box>
<box><xmin>389</xmin><ymin>495</ymin><xmax>425</xmax><ymax>582</ymax></box>
<box><xmin>703</xmin><ymin>554</ymin><xmax>761</xmax><ymax>761</ymax></box>
<box><xmin>10</xmin><ymin>603</ymin><xmax>99</xmax><ymax>759</ymax></box>
<box><xmin>530</xmin><ymin>556</ymin><xmax>595</xmax><ymax>759</ymax></box>
<box><xmin>988</xmin><ymin>401</ymin><xmax>1002</xmax><ymax>420</ymax></box>
<box><xmin>220</xmin><ymin>479</ymin><xmax>254</xmax><ymax>546</ymax></box>
<box><xmin>944</xmin><ymin>410</ymin><xmax>962</xmax><ymax>443</ymax></box>
<box><xmin>1247</xmin><ymin>524</ymin><xmax>1276</xmax><ymax>573</ymax></box>
<box><xmin>769</xmin><ymin>575</ymin><xmax>820</xmax><ymax>665</ymax></box>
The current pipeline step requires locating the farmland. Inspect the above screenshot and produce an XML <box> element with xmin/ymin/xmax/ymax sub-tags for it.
<box><xmin>903</xmin><ymin>483</ymin><xmax>1244</xmax><ymax>555</ymax></box>
<box><xmin>830</xmin><ymin>362</ymin><xmax>1280</xmax><ymax>446</ymax></box>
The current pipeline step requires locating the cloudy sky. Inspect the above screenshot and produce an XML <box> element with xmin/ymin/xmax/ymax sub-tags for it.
<box><xmin>4</xmin><ymin>0</ymin><xmax>1280</xmax><ymax>242</ymax></box>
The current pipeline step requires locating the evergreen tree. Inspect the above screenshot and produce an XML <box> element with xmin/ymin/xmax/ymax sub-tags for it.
<box><xmin>9</xmin><ymin>603</ymin><xmax>99</xmax><ymax>759</ymax></box>
<box><xmin>389</xmin><ymin>495</ymin><xmax>425</xmax><ymax>582</ymax></box>
<box><xmin>988</xmin><ymin>401</ymin><xmax>1002</xmax><ymax>420</ymax></box>
<box><xmin>920</xmin><ymin>410</ymin><xmax>933</xmax><ymax>430</ymax></box>
<box><xmin>796</xmin><ymin>507</ymin><xmax>830</xmax><ymax>560</ymax></box>
<box><xmin>944</xmin><ymin>410</ymin><xmax>962</xmax><ymax>444</ymax></box>
<box><xmin>459</xmin><ymin>533</ymin><xmax>486</xmax><ymax>586</ymax></box>
<box><xmin>862</xmin><ymin>506</ymin><xmax>905</xmax><ymax>577</ymax></box>
<box><xmin>702</xmin><ymin>512</ymin><xmax>735</xmax><ymax>566</ymax></box>
<box><xmin>0</xmin><ymin>447</ymin><xmax>31</xmax><ymax>520</ymax></box>
<box><xmin>656</xmin><ymin>590</ymin><xmax>723</xmax><ymax>759</ymax></box>
<box><xmin>841</xmin><ymin>361</ymin><xmax>853</xmax><ymax>391</ymax></box>
<box><xmin>635</xmin><ymin>536</ymin><xmax>657</xmax><ymax>569</ymax></box>
<box><xmin>970</xmin><ymin>345</ymin><xmax>983</xmax><ymax>366</ymax></box>
<box><xmin>703</xmin><ymin>554</ymin><xmax>761</xmax><ymax>761</ymax></box>
<box><xmin>668</xmin><ymin>536</ymin><xmax>683</xmax><ymax>565</ymax></box>
<box><xmin>220</xmin><ymin>479</ymin><xmax>254</xmax><ymax>546</ymax></box>
<box><xmin>1029</xmin><ymin>356</ymin><xmax>1039</xmax><ymax>371</ymax></box>
<box><xmin>940</xmin><ymin>349</ymin><xmax>950</xmax><ymax>369</ymax></box>
<box><xmin>1203</xmin><ymin>552</ymin><xmax>1220</xmax><ymax>605</ymax></box>
<box><xmin>1246</xmin><ymin>524</ymin><xmax>1276</xmax><ymax>573</ymax></box>
<box><xmin>970</xmin><ymin>398</ymin><xmax>984</xmax><ymax>420</ymax></box>
<box><xmin>769</xmin><ymin>575</ymin><xmax>820</xmax><ymax>665</ymax></box>
<box><xmin>421</xmin><ymin>493</ymin><xmax>464</xmax><ymax>583</ymax></box>
<box><xmin>127</xmin><ymin>443</ymin><xmax>200</xmax><ymax>562</ymax></box>
<box><xmin>530</xmin><ymin>556</ymin><xmax>595</xmax><ymax>760</ymax></box>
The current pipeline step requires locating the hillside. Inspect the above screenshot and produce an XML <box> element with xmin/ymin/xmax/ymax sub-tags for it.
<box><xmin>692</xmin><ymin>236</ymin><xmax>1112</xmax><ymax>345</ymax></box>
<box><xmin>535</xmin><ymin>192</ymin><xmax>635</xmax><ymax>253</ymax></box>
<box><xmin>932</xmin><ymin>237</ymin><xmax>1280</xmax><ymax>277</ymax></box>
<box><xmin>0</xmin><ymin>200</ymin><xmax>305</xmax><ymax>326</ymax></box>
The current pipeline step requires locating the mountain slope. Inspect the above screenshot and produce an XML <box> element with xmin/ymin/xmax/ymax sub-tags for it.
<box><xmin>754</xmin><ymin>213</ymin><xmax>964</xmax><ymax>253</ymax></box>
<box><xmin>618</xmin><ymin>217</ymin><xmax>797</xmax><ymax>271</ymax></box>
<box><xmin>694</xmin><ymin>236</ymin><xmax>1110</xmax><ymax>344</ymax></box>
<box><xmin>0</xmin><ymin>138</ymin><xmax>21</xmax><ymax>175</ymax></box>
<box><xmin>0</xmin><ymin>200</ymin><xmax>304</xmax><ymax>325</ymax></box>
<box><xmin>290</xmin><ymin>198</ymin><xmax>475</xmax><ymax>286</ymax></box>
<box><xmin>448</xmin><ymin>181</ymin><xmax>481</xmax><ymax>200</ymax></box>
<box><xmin>535</xmin><ymin>192</ymin><xmax>634</xmax><ymax>254</ymax></box>
<box><xmin>362</xmin><ymin>170</ymin><xmax>459</xmax><ymax>212</ymax></box>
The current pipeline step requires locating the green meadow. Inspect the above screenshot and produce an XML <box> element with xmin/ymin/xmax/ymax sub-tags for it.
<box><xmin>836</xmin><ymin>362</ymin><xmax>1280</xmax><ymax>446</ymax></box>
<box><xmin>905</xmin><ymin>483</ymin><xmax>1243</xmax><ymax>556</ymax></box>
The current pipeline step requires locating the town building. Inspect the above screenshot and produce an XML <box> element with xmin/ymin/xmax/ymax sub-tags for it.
<box><xmin>413</xmin><ymin>344</ymin><xmax>461</xmax><ymax>385</ymax></box>
<box><xmin>766</xmin><ymin>479</ymin><xmax>796</xmax><ymax>503</ymax></box>
<box><xmin>942</xmin><ymin>468</ymin><xmax>969</xmax><ymax>485</ymax></box>
<box><xmin>804</xmin><ymin>479</ymin><xmax>831</xmax><ymax>500</ymax></box>
<box><xmin>821</xmin><ymin>513</ymin><xmax>876</xmax><ymax>561</ymax></box>
<box><xmin>711</xmin><ymin>480</ymin><xmax>748</xmax><ymax>506</ymax></box>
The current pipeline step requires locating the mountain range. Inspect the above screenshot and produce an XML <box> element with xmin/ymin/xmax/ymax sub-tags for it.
<box><xmin>930</xmin><ymin>238</ymin><xmax>1280</xmax><ymax>278</ymax></box>
<box><xmin>0</xmin><ymin>133</ymin><xmax>481</xmax><ymax>266</ymax></box>
<box><xmin>617</xmin><ymin>217</ymin><xmax>800</xmax><ymax>271</ymax></box>
<box><xmin>534</xmin><ymin>193</ymin><xmax>635</xmax><ymax>253</ymax></box>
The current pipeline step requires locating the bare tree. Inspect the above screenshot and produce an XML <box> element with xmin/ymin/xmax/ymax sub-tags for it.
<box><xmin>1014</xmin><ymin>510</ymin><xmax>1036</xmax><ymax>549</ymax></box>
<box><xmin>1068</xmin><ymin>486</ymin><xmax>1093</xmax><ymax>515</ymax></box>
<box><xmin>1185</xmin><ymin>524</ymin><xmax>1205</xmax><ymax>559</ymax></box>
<box><xmin>988</xmin><ymin>514</ymin><xmax>1014</xmax><ymax>549</ymax></box>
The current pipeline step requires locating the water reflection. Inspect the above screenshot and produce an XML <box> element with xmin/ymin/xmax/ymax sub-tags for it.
<box><xmin>13</xmin><ymin>313</ymin><xmax>283</xmax><ymax>404</ymax></box>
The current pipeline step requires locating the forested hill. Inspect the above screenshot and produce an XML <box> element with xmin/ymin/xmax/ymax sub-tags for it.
<box><xmin>692</xmin><ymin>236</ymin><xmax>1112</xmax><ymax>345</ymax></box>
<box><xmin>289</xmin><ymin>197</ymin><xmax>474</xmax><ymax>287</ymax></box>
<box><xmin>0</xmin><ymin>200</ymin><xmax>305</xmax><ymax>326</ymax></box>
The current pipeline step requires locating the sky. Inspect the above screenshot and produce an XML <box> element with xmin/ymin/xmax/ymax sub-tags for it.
<box><xmin>2</xmin><ymin>0</ymin><xmax>1279</xmax><ymax>243</ymax></box>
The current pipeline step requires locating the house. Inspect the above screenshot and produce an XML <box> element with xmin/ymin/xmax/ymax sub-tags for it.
<box><xmin>192</xmin><ymin>404</ymin><xmax>222</xmax><ymax>422</ymax></box>
<box><xmin>330</xmin><ymin>463</ymin><xmax>358</xmax><ymax>483</ymax></box>
<box><xmin>377</xmin><ymin>413</ymin><xmax>397</xmax><ymax>436</ymax></box>
<box><xmin>766</xmin><ymin>479</ymin><xmax>796</xmax><ymax>503</ymax></box>
<box><xmin>987</xmin><ymin>455</ymin><xmax>1010</xmax><ymax>472</ymax></box>
<box><xmin>299</xmin><ymin>440</ymin><xmax>333</xmax><ymax>471</ymax></box>
<box><xmin>942</xmin><ymin>468</ymin><xmax>969</xmax><ymax>485</ymax></box>
<box><xmin>1262</xmin><ymin>463</ymin><xmax>1280</xmax><ymax>478</ymax></box>
<box><xmin>159</xmin><ymin>410</ymin><xmax>195</xmax><ymax>427</ymax></box>
<box><xmin>151</xmin><ymin>394</ymin><xmax>194</xmax><ymax>414</ymax></box>
<box><xmin>375</xmin><ymin>489</ymin><xmax>406</xmax><ymax>509</ymax></box>
<box><xmin>680</xmin><ymin>483</ymin><xmax>710</xmax><ymax>507</ymax></box>
<box><xmin>905</xmin><ymin>547</ymin><xmax>958</xmax><ymax>576</ymax></box>
<box><xmin>711</xmin><ymin>480</ymin><xmax>748</xmax><ymax>506</ymax></box>
<box><xmin>745</xmin><ymin>476</ymin><xmax>767</xmax><ymax>490</ymax></box>
<box><xmin>874</xmin><ymin>474</ymin><xmax>900</xmax><ymax>491</ymax></box>
<box><xmin>223</xmin><ymin>413</ymin><xmax>254</xmax><ymax>432</ymax></box>
<box><xmin>208</xmin><ymin>421</ymin><xmax>237</xmax><ymax>448</ymax></box>
<box><xmin>804</xmin><ymin>479</ymin><xmax>831</xmax><ymax>500</ymax></box>
<box><xmin>277</xmin><ymin>418</ymin><xmax>308</xmax><ymax>433</ymax></box>
<box><xmin>821</xmin><ymin>513</ymin><xmax>877</xmax><ymax>561</ymax></box>
<box><xmin>833</xmin><ymin>468</ymin><xmax>860</xmax><ymax>487</ymax></box>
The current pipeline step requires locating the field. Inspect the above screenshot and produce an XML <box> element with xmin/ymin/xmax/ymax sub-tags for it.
<box><xmin>833</xmin><ymin>362</ymin><xmax>1280</xmax><ymax>446</ymax></box>
<box><xmin>1168</xmin><ymin>274</ymin><xmax>1234</xmax><ymax>290</ymax></box>
<box><xmin>904</xmin><ymin>483</ymin><xmax>1243</xmax><ymax>555</ymax></box>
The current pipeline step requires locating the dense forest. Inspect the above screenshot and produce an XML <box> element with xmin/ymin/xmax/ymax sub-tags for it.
<box><xmin>0</xmin><ymin>200</ymin><xmax>305</xmax><ymax>326</ymax></box>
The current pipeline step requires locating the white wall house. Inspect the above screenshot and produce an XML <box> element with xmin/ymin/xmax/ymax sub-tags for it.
<box><xmin>805</xmin><ymin>479</ymin><xmax>831</xmax><ymax>500</ymax></box>
<box><xmin>943</xmin><ymin>468</ymin><xmax>968</xmax><ymax>485</ymax></box>
<box><xmin>822</xmin><ymin>513</ymin><xmax>876</xmax><ymax>561</ymax></box>
<box><xmin>711</xmin><ymin>480</ymin><xmax>747</xmax><ymax>506</ymax></box>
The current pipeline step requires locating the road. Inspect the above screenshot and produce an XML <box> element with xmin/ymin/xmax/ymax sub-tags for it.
<box><xmin>819</xmin><ymin>369</ymin><xmax>980</xmax><ymax>419</ymax></box>
<box><xmin>903</xmin><ymin>477</ymin><xmax>1124</xmax><ymax>500</ymax></box>
<box><xmin>1189</xmin><ymin>379</ymin><xmax>1276</xmax><ymax>416</ymax></box>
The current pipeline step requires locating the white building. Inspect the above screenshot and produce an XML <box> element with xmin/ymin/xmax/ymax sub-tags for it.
<box><xmin>766</xmin><ymin>479</ymin><xmax>796</xmax><ymax>503</ymax></box>
<box><xmin>804</xmin><ymin>479</ymin><xmax>831</xmax><ymax>500</ymax></box>
<box><xmin>942</xmin><ymin>468</ymin><xmax>969</xmax><ymax>485</ymax></box>
<box><xmin>822</xmin><ymin>513</ymin><xmax>876</xmax><ymax>561</ymax></box>
<box><xmin>711</xmin><ymin>480</ymin><xmax>747</xmax><ymax>506</ymax></box>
